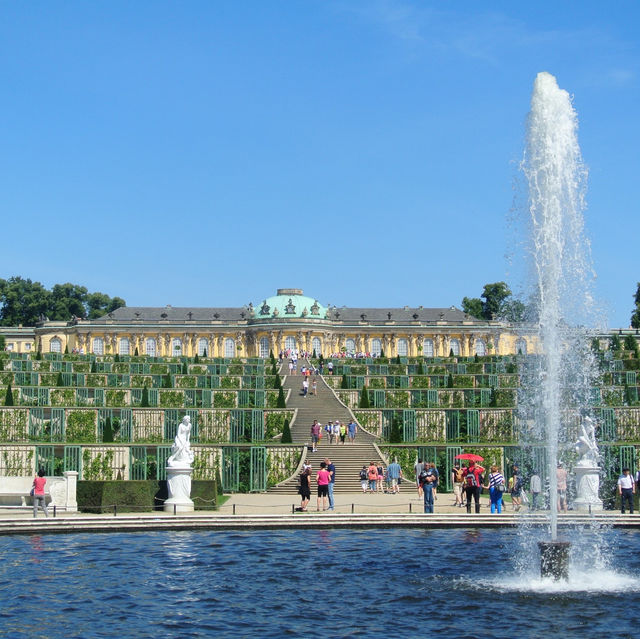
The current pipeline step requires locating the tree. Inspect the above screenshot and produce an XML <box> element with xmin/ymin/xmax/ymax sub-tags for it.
<box><xmin>481</xmin><ymin>282</ymin><xmax>512</xmax><ymax>320</ymax></box>
<box><xmin>0</xmin><ymin>335</ymin><xmax>5</xmax><ymax>350</ymax></box>
<box><xmin>4</xmin><ymin>384</ymin><xmax>14</xmax><ymax>406</ymax></box>
<box><xmin>359</xmin><ymin>386</ymin><xmax>370</xmax><ymax>408</ymax></box>
<box><xmin>624</xmin><ymin>334</ymin><xmax>638</xmax><ymax>354</ymax></box>
<box><xmin>632</xmin><ymin>283</ymin><xmax>640</xmax><ymax>329</ymax></box>
<box><xmin>49</xmin><ymin>283</ymin><xmax>88</xmax><ymax>320</ymax></box>
<box><xmin>610</xmin><ymin>333</ymin><xmax>622</xmax><ymax>352</ymax></box>
<box><xmin>462</xmin><ymin>296</ymin><xmax>484</xmax><ymax>319</ymax></box>
<box><xmin>140</xmin><ymin>385</ymin><xmax>150</xmax><ymax>407</ymax></box>
<box><xmin>0</xmin><ymin>277</ymin><xmax>51</xmax><ymax>326</ymax></box>
<box><xmin>86</xmin><ymin>292</ymin><xmax>126</xmax><ymax>319</ymax></box>
<box><xmin>281</xmin><ymin>419</ymin><xmax>292</xmax><ymax>443</ymax></box>
<box><xmin>340</xmin><ymin>374</ymin><xmax>349</xmax><ymax>389</ymax></box>
<box><xmin>276</xmin><ymin>386</ymin><xmax>286</xmax><ymax>408</ymax></box>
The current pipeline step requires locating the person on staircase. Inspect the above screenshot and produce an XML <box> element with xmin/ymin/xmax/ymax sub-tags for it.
<box><xmin>331</xmin><ymin>420</ymin><xmax>340</xmax><ymax>445</ymax></box>
<box><xmin>311</xmin><ymin>420</ymin><xmax>321</xmax><ymax>453</ymax></box>
<box><xmin>347</xmin><ymin>419</ymin><xmax>357</xmax><ymax>443</ymax></box>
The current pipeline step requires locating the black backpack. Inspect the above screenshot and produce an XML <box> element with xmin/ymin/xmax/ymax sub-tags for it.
<box><xmin>359</xmin><ymin>469</ymin><xmax>367</xmax><ymax>480</ymax></box>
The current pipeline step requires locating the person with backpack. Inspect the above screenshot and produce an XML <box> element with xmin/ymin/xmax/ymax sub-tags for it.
<box><xmin>509</xmin><ymin>464</ymin><xmax>523</xmax><ymax>511</ymax></box>
<box><xmin>462</xmin><ymin>461</ymin><xmax>485</xmax><ymax>513</ymax></box>
<box><xmin>359</xmin><ymin>466</ymin><xmax>368</xmax><ymax>493</ymax></box>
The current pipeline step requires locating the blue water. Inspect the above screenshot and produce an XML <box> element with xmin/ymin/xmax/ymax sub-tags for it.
<box><xmin>0</xmin><ymin>528</ymin><xmax>638</xmax><ymax>639</ymax></box>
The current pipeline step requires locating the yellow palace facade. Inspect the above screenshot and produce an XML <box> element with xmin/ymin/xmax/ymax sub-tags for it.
<box><xmin>8</xmin><ymin>289</ymin><xmax>535</xmax><ymax>358</ymax></box>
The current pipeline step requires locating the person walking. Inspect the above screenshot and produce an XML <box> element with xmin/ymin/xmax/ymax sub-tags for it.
<box><xmin>347</xmin><ymin>419</ymin><xmax>357</xmax><ymax>443</ymax></box>
<box><xmin>414</xmin><ymin>458</ymin><xmax>425</xmax><ymax>498</ymax></box>
<box><xmin>509</xmin><ymin>464</ymin><xmax>523</xmax><ymax>512</ymax></box>
<box><xmin>484</xmin><ymin>465</ymin><xmax>505</xmax><ymax>514</ymax></box>
<box><xmin>296</xmin><ymin>466</ymin><xmax>311</xmax><ymax>511</ymax></box>
<box><xmin>331</xmin><ymin>421</ymin><xmax>340</xmax><ymax>445</ymax></box>
<box><xmin>451</xmin><ymin>463</ymin><xmax>465</xmax><ymax>508</ymax></box>
<box><xmin>556</xmin><ymin>463</ymin><xmax>568</xmax><ymax>512</ymax></box>
<box><xmin>618</xmin><ymin>467</ymin><xmax>635</xmax><ymax>514</ymax></box>
<box><xmin>367</xmin><ymin>462</ymin><xmax>378</xmax><ymax>492</ymax></box>
<box><xmin>325</xmin><ymin>457</ymin><xmax>336</xmax><ymax>511</ymax></box>
<box><xmin>339</xmin><ymin>421</ymin><xmax>346</xmax><ymax>444</ymax></box>
<box><xmin>462</xmin><ymin>461</ymin><xmax>485</xmax><ymax>514</ymax></box>
<box><xmin>359</xmin><ymin>466</ymin><xmax>368</xmax><ymax>493</ymax></box>
<box><xmin>530</xmin><ymin>472</ymin><xmax>542</xmax><ymax>510</ymax></box>
<box><xmin>312</xmin><ymin>378</ymin><xmax>317</xmax><ymax>396</ymax></box>
<box><xmin>310</xmin><ymin>420</ymin><xmax>321</xmax><ymax>452</ymax></box>
<box><xmin>32</xmin><ymin>468</ymin><xmax>48</xmax><ymax>518</ymax></box>
<box><xmin>302</xmin><ymin>378</ymin><xmax>309</xmax><ymax>397</ymax></box>
<box><xmin>386</xmin><ymin>458</ymin><xmax>403</xmax><ymax>494</ymax></box>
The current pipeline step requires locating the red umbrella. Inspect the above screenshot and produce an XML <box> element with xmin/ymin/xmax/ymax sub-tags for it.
<box><xmin>455</xmin><ymin>453</ymin><xmax>484</xmax><ymax>462</ymax></box>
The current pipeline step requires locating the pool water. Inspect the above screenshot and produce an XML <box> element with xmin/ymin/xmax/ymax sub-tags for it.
<box><xmin>1</xmin><ymin>528</ymin><xmax>637</xmax><ymax>638</ymax></box>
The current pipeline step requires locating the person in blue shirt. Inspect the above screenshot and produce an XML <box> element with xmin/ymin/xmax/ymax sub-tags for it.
<box><xmin>324</xmin><ymin>457</ymin><xmax>336</xmax><ymax>510</ymax></box>
<box><xmin>386</xmin><ymin>459</ymin><xmax>403</xmax><ymax>494</ymax></box>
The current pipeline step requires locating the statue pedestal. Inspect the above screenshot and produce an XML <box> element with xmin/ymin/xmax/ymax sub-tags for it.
<box><xmin>572</xmin><ymin>464</ymin><xmax>603</xmax><ymax>512</ymax></box>
<box><xmin>164</xmin><ymin>465</ymin><xmax>194</xmax><ymax>513</ymax></box>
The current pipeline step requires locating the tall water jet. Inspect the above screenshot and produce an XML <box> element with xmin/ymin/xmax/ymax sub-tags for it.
<box><xmin>520</xmin><ymin>72</ymin><xmax>601</xmax><ymax>546</ymax></box>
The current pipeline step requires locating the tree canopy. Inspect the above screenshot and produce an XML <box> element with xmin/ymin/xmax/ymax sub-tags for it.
<box><xmin>631</xmin><ymin>282</ymin><xmax>640</xmax><ymax>329</ymax></box>
<box><xmin>462</xmin><ymin>282</ymin><xmax>527</xmax><ymax>322</ymax></box>
<box><xmin>0</xmin><ymin>276</ymin><xmax>126</xmax><ymax>326</ymax></box>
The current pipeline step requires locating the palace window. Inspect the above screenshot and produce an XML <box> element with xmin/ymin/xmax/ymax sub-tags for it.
<box><xmin>92</xmin><ymin>337</ymin><xmax>104</xmax><ymax>355</ymax></box>
<box><xmin>6</xmin><ymin>343</ymin><xmax>14</xmax><ymax>352</ymax></box>
<box><xmin>423</xmin><ymin>338</ymin><xmax>434</xmax><ymax>357</ymax></box>
<box><xmin>312</xmin><ymin>337</ymin><xmax>322</xmax><ymax>357</ymax></box>
<box><xmin>371</xmin><ymin>338</ymin><xmax>382</xmax><ymax>357</ymax></box>
<box><xmin>515</xmin><ymin>338</ymin><xmax>527</xmax><ymax>355</ymax></box>
<box><xmin>259</xmin><ymin>337</ymin><xmax>270</xmax><ymax>359</ymax></box>
<box><xmin>172</xmin><ymin>338</ymin><xmax>182</xmax><ymax>357</ymax></box>
<box><xmin>145</xmin><ymin>338</ymin><xmax>156</xmax><ymax>357</ymax></box>
<box><xmin>449</xmin><ymin>338</ymin><xmax>460</xmax><ymax>356</ymax></box>
<box><xmin>49</xmin><ymin>338</ymin><xmax>62</xmax><ymax>353</ymax></box>
<box><xmin>397</xmin><ymin>338</ymin><xmax>408</xmax><ymax>357</ymax></box>
<box><xmin>119</xmin><ymin>337</ymin><xmax>130</xmax><ymax>356</ymax></box>
<box><xmin>284</xmin><ymin>336</ymin><xmax>296</xmax><ymax>352</ymax></box>
<box><xmin>345</xmin><ymin>338</ymin><xmax>356</xmax><ymax>354</ymax></box>
<box><xmin>474</xmin><ymin>339</ymin><xmax>486</xmax><ymax>357</ymax></box>
<box><xmin>224</xmin><ymin>338</ymin><xmax>235</xmax><ymax>358</ymax></box>
<box><xmin>198</xmin><ymin>338</ymin><xmax>209</xmax><ymax>357</ymax></box>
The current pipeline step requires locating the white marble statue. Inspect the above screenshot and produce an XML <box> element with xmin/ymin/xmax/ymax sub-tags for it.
<box><xmin>167</xmin><ymin>415</ymin><xmax>194</xmax><ymax>468</ymax></box>
<box><xmin>574</xmin><ymin>415</ymin><xmax>599</xmax><ymax>467</ymax></box>
<box><xmin>165</xmin><ymin>415</ymin><xmax>195</xmax><ymax>512</ymax></box>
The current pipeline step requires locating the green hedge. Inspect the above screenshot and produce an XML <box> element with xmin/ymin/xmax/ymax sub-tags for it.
<box><xmin>77</xmin><ymin>479</ymin><xmax>218</xmax><ymax>513</ymax></box>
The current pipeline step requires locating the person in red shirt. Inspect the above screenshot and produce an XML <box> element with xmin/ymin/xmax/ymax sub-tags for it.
<box><xmin>32</xmin><ymin>468</ymin><xmax>48</xmax><ymax>518</ymax></box>
<box><xmin>462</xmin><ymin>461</ymin><xmax>485</xmax><ymax>514</ymax></box>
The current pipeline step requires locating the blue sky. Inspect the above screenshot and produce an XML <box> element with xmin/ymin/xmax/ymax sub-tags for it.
<box><xmin>1</xmin><ymin>1</ymin><xmax>638</xmax><ymax>327</ymax></box>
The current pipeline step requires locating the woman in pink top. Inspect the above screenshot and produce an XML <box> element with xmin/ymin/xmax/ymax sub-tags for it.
<box><xmin>32</xmin><ymin>468</ymin><xmax>48</xmax><ymax>518</ymax></box>
<box><xmin>316</xmin><ymin>461</ymin><xmax>331</xmax><ymax>511</ymax></box>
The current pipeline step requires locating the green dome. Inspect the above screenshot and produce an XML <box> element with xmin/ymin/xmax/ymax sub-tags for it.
<box><xmin>255</xmin><ymin>289</ymin><xmax>327</xmax><ymax>319</ymax></box>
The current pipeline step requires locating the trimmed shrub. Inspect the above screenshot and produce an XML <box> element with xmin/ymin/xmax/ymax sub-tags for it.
<box><xmin>359</xmin><ymin>386</ymin><xmax>370</xmax><ymax>408</ymax></box>
<box><xmin>281</xmin><ymin>418</ymin><xmax>292</xmax><ymax>443</ymax></box>
<box><xmin>4</xmin><ymin>384</ymin><xmax>14</xmax><ymax>407</ymax></box>
<box><xmin>276</xmin><ymin>386</ymin><xmax>286</xmax><ymax>408</ymax></box>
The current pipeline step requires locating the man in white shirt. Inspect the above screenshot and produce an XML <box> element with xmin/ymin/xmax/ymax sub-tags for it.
<box><xmin>618</xmin><ymin>468</ymin><xmax>635</xmax><ymax>514</ymax></box>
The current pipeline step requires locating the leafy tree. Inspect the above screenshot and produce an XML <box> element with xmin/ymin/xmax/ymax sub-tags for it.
<box><xmin>86</xmin><ymin>292</ymin><xmax>126</xmax><ymax>319</ymax></box>
<box><xmin>49</xmin><ymin>283</ymin><xmax>88</xmax><ymax>320</ymax></box>
<box><xmin>0</xmin><ymin>277</ymin><xmax>51</xmax><ymax>326</ymax></box>
<box><xmin>481</xmin><ymin>282</ymin><xmax>512</xmax><ymax>320</ymax></box>
<box><xmin>462</xmin><ymin>296</ymin><xmax>484</xmax><ymax>319</ymax></box>
<box><xmin>631</xmin><ymin>283</ymin><xmax>640</xmax><ymax>329</ymax></box>
<box><xmin>0</xmin><ymin>336</ymin><xmax>5</xmax><ymax>350</ymax></box>
<box><xmin>281</xmin><ymin>419</ymin><xmax>292</xmax><ymax>443</ymax></box>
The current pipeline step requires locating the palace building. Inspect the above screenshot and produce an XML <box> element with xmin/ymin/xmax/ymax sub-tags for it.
<box><xmin>5</xmin><ymin>289</ymin><xmax>534</xmax><ymax>358</ymax></box>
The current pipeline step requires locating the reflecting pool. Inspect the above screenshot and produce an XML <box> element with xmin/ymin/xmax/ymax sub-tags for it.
<box><xmin>1</xmin><ymin>528</ymin><xmax>637</xmax><ymax>638</ymax></box>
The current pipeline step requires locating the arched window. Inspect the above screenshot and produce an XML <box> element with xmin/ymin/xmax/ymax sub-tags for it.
<box><xmin>345</xmin><ymin>338</ymin><xmax>356</xmax><ymax>354</ymax></box>
<box><xmin>312</xmin><ymin>337</ymin><xmax>322</xmax><ymax>357</ymax></box>
<box><xmin>119</xmin><ymin>337</ymin><xmax>130</xmax><ymax>356</ymax></box>
<box><xmin>515</xmin><ymin>338</ymin><xmax>527</xmax><ymax>355</ymax></box>
<box><xmin>172</xmin><ymin>338</ymin><xmax>182</xmax><ymax>357</ymax></box>
<box><xmin>259</xmin><ymin>337</ymin><xmax>270</xmax><ymax>359</ymax></box>
<box><xmin>145</xmin><ymin>338</ymin><xmax>156</xmax><ymax>357</ymax></box>
<box><xmin>92</xmin><ymin>337</ymin><xmax>104</xmax><ymax>355</ymax></box>
<box><xmin>224</xmin><ymin>338</ymin><xmax>236</xmax><ymax>358</ymax></box>
<box><xmin>49</xmin><ymin>338</ymin><xmax>62</xmax><ymax>353</ymax></box>
<box><xmin>198</xmin><ymin>338</ymin><xmax>209</xmax><ymax>357</ymax></box>
<box><xmin>371</xmin><ymin>338</ymin><xmax>382</xmax><ymax>356</ymax></box>
<box><xmin>422</xmin><ymin>338</ymin><xmax>434</xmax><ymax>357</ymax></box>
<box><xmin>397</xmin><ymin>338</ymin><xmax>408</xmax><ymax>357</ymax></box>
<box><xmin>449</xmin><ymin>338</ymin><xmax>460</xmax><ymax>356</ymax></box>
<box><xmin>284</xmin><ymin>336</ymin><xmax>296</xmax><ymax>352</ymax></box>
<box><xmin>474</xmin><ymin>339</ymin><xmax>486</xmax><ymax>357</ymax></box>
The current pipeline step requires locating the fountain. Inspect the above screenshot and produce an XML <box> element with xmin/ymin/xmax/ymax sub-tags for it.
<box><xmin>520</xmin><ymin>71</ymin><xmax>602</xmax><ymax>579</ymax></box>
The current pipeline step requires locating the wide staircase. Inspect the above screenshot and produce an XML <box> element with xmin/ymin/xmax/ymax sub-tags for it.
<box><xmin>268</xmin><ymin>360</ymin><xmax>385</xmax><ymax>494</ymax></box>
